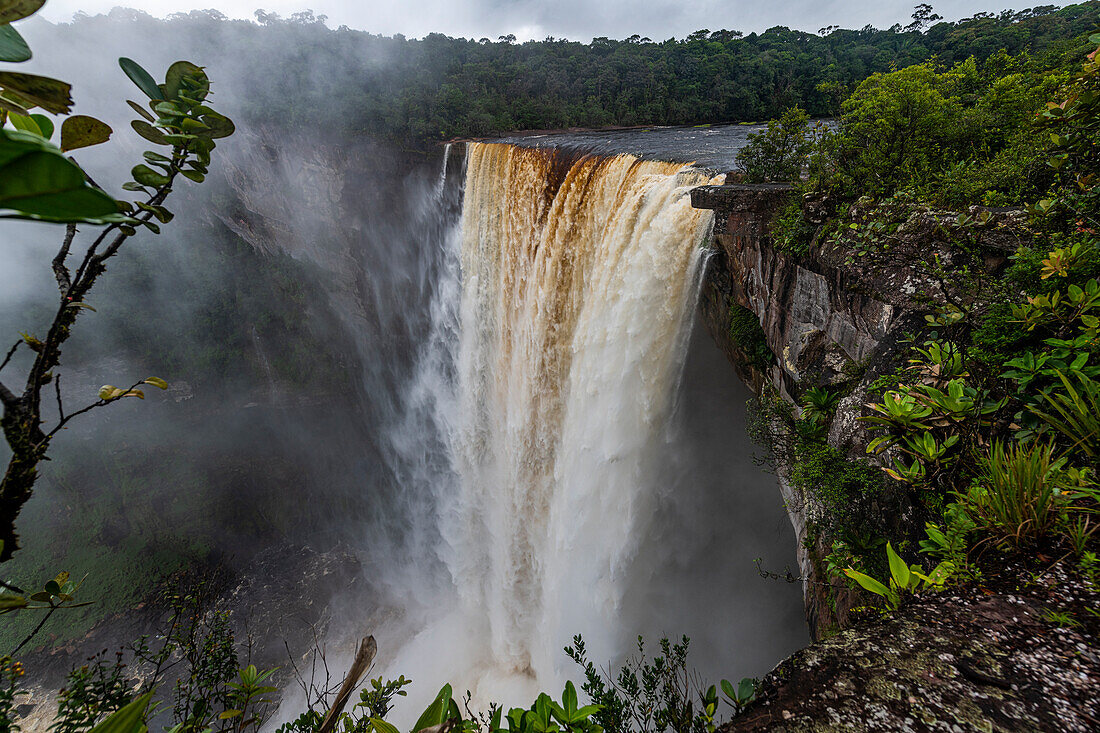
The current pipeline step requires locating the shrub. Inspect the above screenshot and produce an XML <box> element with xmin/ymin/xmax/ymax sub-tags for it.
<box><xmin>736</xmin><ymin>106</ymin><xmax>813</xmax><ymax>183</ymax></box>
<box><xmin>771</xmin><ymin>192</ymin><xmax>817</xmax><ymax>255</ymax></box>
<box><xmin>1029</xmin><ymin>372</ymin><xmax>1100</xmax><ymax>461</ymax></box>
<box><xmin>728</xmin><ymin>304</ymin><xmax>774</xmax><ymax>372</ymax></box>
<box><xmin>961</xmin><ymin>440</ymin><xmax>1081</xmax><ymax>547</ymax></box>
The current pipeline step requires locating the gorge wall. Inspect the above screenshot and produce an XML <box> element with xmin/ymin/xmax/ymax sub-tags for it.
<box><xmin>690</xmin><ymin>184</ymin><xmax>1030</xmax><ymax>636</ymax></box>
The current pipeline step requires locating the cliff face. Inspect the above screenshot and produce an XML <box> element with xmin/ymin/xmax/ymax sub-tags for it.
<box><xmin>691</xmin><ymin>185</ymin><xmax>1029</xmax><ymax>636</ymax></box>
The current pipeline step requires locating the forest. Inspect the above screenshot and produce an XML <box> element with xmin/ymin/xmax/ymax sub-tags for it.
<box><xmin>55</xmin><ymin>2</ymin><xmax>1100</xmax><ymax>141</ymax></box>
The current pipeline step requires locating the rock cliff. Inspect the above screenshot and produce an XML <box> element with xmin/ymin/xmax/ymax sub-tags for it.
<box><xmin>691</xmin><ymin>184</ymin><xmax>1031</xmax><ymax>636</ymax></box>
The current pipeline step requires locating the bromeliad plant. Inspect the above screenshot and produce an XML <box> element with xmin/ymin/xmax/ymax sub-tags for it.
<box><xmin>862</xmin><ymin>377</ymin><xmax>1003</xmax><ymax>488</ymax></box>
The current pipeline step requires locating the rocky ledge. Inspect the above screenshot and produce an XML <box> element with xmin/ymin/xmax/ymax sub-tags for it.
<box><xmin>725</xmin><ymin>560</ymin><xmax>1100</xmax><ymax>732</ymax></box>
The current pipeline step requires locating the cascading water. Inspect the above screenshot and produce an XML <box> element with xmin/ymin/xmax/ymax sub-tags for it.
<box><xmin>387</xmin><ymin>142</ymin><xmax>723</xmax><ymax>698</ymax></box>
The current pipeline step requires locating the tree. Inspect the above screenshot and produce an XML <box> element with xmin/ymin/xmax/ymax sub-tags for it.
<box><xmin>736</xmin><ymin>105</ymin><xmax>813</xmax><ymax>183</ymax></box>
<box><xmin>0</xmin><ymin>0</ymin><xmax>235</xmax><ymax>566</ymax></box>
<box><xmin>906</xmin><ymin>4</ymin><xmax>943</xmax><ymax>33</ymax></box>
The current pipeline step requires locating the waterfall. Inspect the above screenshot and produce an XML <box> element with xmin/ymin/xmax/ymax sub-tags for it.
<box><xmin>430</xmin><ymin>141</ymin><xmax>717</xmax><ymax>687</ymax></box>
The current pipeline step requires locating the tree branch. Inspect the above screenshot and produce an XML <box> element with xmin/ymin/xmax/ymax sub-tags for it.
<box><xmin>0</xmin><ymin>381</ymin><xmax>17</xmax><ymax>410</ymax></box>
<box><xmin>52</xmin><ymin>223</ymin><xmax>77</xmax><ymax>294</ymax></box>
<box><xmin>40</xmin><ymin>379</ymin><xmax>148</xmax><ymax>445</ymax></box>
<box><xmin>53</xmin><ymin>374</ymin><xmax>64</xmax><ymax>424</ymax></box>
<box><xmin>0</xmin><ymin>342</ymin><xmax>19</xmax><ymax>373</ymax></box>
<box><xmin>11</xmin><ymin>601</ymin><xmax>57</xmax><ymax>656</ymax></box>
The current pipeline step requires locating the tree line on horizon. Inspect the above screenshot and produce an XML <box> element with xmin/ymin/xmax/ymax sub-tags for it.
<box><xmin>52</xmin><ymin>2</ymin><xmax>1100</xmax><ymax>143</ymax></box>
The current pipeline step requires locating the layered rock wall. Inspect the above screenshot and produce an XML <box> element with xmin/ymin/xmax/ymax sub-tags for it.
<box><xmin>691</xmin><ymin>184</ymin><xmax>1028</xmax><ymax>635</ymax></box>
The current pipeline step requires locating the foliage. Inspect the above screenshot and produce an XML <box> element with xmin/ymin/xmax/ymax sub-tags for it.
<box><xmin>843</xmin><ymin>542</ymin><xmax>954</xmax><ymax>609</ymax></box>
<box><xmin>811</xmin><ymin>53</ymin><xmax>1068</xmax><ymax>205</ymax></box>
<box><xmin>726</xmin><ymin>304</ymin><xmax>773</xmax><ymax>372</ymax></box>
<box><xmin>30</xmin><ymin>3</ymin><xmax>1100</xmax><ymax>143</ymax></box>
<box><xmin>770</xmin><ymin>191</ymin><xmax>817</xmax><ymax>255</ymax></box>
<box><xmin>1032</xmin><ymin>30</ymin><xmax>1100</xmax><ymax>225</ymax></box>
<box><xmin>0</xmin><ymin>657</ymin><xmax>24</xmax><ymax>733</ymax></box>
<box><xmin>0</xmin><ymin>0</ymin><xmax>122</xmax><ymax>223</ymax></box>
<box><xmin>735</xmin><ymin>107</ymin><xmax>813</xmax><ymax>183</ymax></box>
<box><xmin>52</xmin><ymin>650</ymin><xmax>135</xmax><ymax>733</ymax></box>
<box><xmin>919</xmin><ymin>501</ymin><xmax>979</xmax><ymax>576</ymax></box>
<box><xmin>1028</xmin><ymin>371</ymin><xmax>1100</xmax><ymax>459</ymax></box>
<box><xmin>565</xmin><ymin>635</ymin><xmax>749</xmax><ymax>733</ymax></box>
<box><xmin>800</xmin><ymin>387</ymin><xmax>840</xmax><ymax>423</ymax></box>
<box><xmin>958</xmin><ymin>440</ymin><xmax>1097</xmax><ymax>548</ymax></box>
<box><xmin>0</xmin><ymin>0</ymin><xmax>234</xmax><ymax>569</ymax></box>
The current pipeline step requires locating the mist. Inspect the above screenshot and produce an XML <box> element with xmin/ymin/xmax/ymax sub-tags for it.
<box><xmin>36</xmin><ymin>0</ymin><xmax>1056</xmax><ymax>42</ymax></box>
<box><xmin>2</xmin><ymin>9</ymin><xmax>805</xmax><ymax>726</ymax></box>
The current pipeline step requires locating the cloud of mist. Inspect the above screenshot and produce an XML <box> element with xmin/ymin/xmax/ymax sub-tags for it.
<box><xmin>34</xmin><ymin>0</ymin><xmax>1058</xmax><ymax>41</ymax></box>
<box><xmin>3</xmin><ymin>10</ymin><xmax>808</xmax><ymax>723</ymax></box>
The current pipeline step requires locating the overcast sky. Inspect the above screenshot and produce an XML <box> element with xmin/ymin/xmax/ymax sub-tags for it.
<box><xmin>36</xmin><ymin>1</ymin><xmax>1063</xmax><ymax>41</ymax></box>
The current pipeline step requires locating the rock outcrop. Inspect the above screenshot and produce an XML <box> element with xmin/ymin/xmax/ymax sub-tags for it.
<box><xmin>691</xmin><ymin>185</ymin><xmax>1031</xmax><ymax>635</ymax></box>
<box><xmin>723</xmin><ymin>559</ymin><xmax>1100</xmax><ymax>732</ymax></box>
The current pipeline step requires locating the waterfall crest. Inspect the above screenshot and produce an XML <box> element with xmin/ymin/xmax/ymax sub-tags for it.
<box><xmin>443</xmin><ymin>142</ymin><xmax>717</xmax><ymax>683</ymax></box>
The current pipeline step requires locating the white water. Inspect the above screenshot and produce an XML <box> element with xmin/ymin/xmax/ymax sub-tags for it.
<box><xmin>379</xmin><ymin>142</ymin><xmax>722</xmax><ymax>705</ymax></box>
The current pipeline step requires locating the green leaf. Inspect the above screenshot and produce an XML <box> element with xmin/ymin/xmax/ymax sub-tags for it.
<box><xmin>0</xmin><ymin>0</ymin><xmax>44</xmax><ymax>24</ymax></box>
<box><xmin>0</xmin><ymin>72</ymin><xmax>72</xmax><ymax>114</ymax></box>
<box><xmin>737</xmin><ymin>678</ymin><xmax>755</xmax><ymax>701</ymax></box>
<box><xmin>562</xmin><ymin>681</ymin><xmax>577</xmax><ymax>715</ymax></box>
<box><xmin>118</xmin><ymin>58</ymin><xmax>162</xmax><ymax>101</ymax></box>
<box><xmin>153</xmin><ymin>101</ymin><xmax>186</xmax><ymax>117</ymax></box>
<box><xmin>29</xmin><ymin>113</ymin><xmax>52</xmax><ymax>140</ymax></box>
<box><xmin>60</xmin><ymin>115</ymin><xmax>112</xmax><ymax>152</ymax></box>
<box><xmin>130</xmin><ymin>120</ymin><xmax>169</xmax><ymax>145</ymax></box>
<box><xmin>164</xmin><ymin>61</ymin><xmax>206</xmax><ymax>101</ymax></box>
<box><xmin>0</xmin><ymin>594</ymin><xmax>26</xmax><ymax>611</ymax></box>
<box><xmin>68</xmin><ymin>301</ymin><xmax>96</xmax><ymax>311</ymax></box>
<box><xmin>0</xmin><ymin>24</ymin><xmax>31</xmax><ymax>63</ymax></box>
<box><xmin>413</xmin><ymin>685</ymin><xmax>454</xmax><ymax>733</ymax></box>
<box><xmin>88</xmin><ymin>691</ymin><xmax>153</xmax><ymax>733</ymax></box>
<box><xmin>886</xmin><ymin>543</ymin><xmax>911</xmax><ymax>590</ymax></box>
<box><xmin>127</xmin><ymin>100</ymin><xmax>155</xmax><ymax>122</ymax></box>
<box><xmin>180</xmin><ymin>169</ymin><xmax>204</xmax><ymax>183</ymax></box>
<box><xmin>0</xmin><ymin>129</ymin><xmax>120</xmax><ymax>221</ymax></box>
<box><xmin>130</xmin><ymin>164</ymin><xmax>169</xmax><ymax>188</ymax></box>
<box><xmin>7</xmin><ymin>112</ymin><xmax>41</xmax><ymax>136</ymax></box>
<box><xmin>719</xmin><ymin>679</ymin><xmax>735</xmax><ymax>700</ymax></box>
<box><xmin>844</xmin><ymin>567</ymin><xmax>891</xmax><ymax>598</ymax></box>
<box><xmin>196</xmin><ymin>112</ymin><xmax>234</xmax><ymax>139</ymax></box>
<box><xmin>371</xmin><ymin>718</ymin><xmax>401</xmax><ymax>733</ymax></box>
<box><xmin>0</xmin><ymin>91</ymin><xmax>30</xmax><ymax>115</ymax></box>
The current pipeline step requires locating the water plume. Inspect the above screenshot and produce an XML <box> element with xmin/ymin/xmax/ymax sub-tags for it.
<box><xmin>389</xmin><ymin>142</ymin><xmax>722</xmax><ymax>700</ymax></box>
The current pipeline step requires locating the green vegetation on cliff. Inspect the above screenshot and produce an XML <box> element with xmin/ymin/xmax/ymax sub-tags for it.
<box><xmin>735</xmin><ymin>19</ymin><xmax>1100</xmax><ymax>624</ymax></box>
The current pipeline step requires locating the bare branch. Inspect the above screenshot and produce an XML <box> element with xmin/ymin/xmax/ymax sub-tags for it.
<box><xmin>52</xmin><ymin>224</ymin><xmax>77</xmax><ymax>294</ymax></box>
<box><xmin>54</xmin><ymin>374</ymin><xmax>64</xmax><ymax>423</ymax></box>
<box><xmin>0</xmin><ymin>342</ymin><xmax>19</xmax><ymax>373</ymax></box>
<box><xmin>319</xmin><ymin>636</ymin><xmax>377</xmax><ymax>733</ymax></box>
<box><xmin>0</xmin><ymin>380</ymin><xmax>17</xmax><ymax>410</ymax></box>
<box><xmin>11</xmin><ymin>602</ymin><xmax>57</xmax><ymax>656</ymax></box>
<box><xmin>40</xmin><ymin>379</ymin><xmax>147</xmax><ymax>445</ymax></box>
<box><xmin>0</xmin><ymin>578</ymin><xmax>25</xmax><ymax>595</ymax></box>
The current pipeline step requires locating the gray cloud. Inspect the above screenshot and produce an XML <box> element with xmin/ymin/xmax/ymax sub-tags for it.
<box><xmin>37</xmin><ymin>0</ymin><xmax>1060</xmax><ymax>41</ymax></box>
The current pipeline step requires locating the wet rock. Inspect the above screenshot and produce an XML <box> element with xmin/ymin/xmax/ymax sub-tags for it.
<box><xmin>723</xmin><ymin>561</ymin><xmax>1100</xmax><ymax>732</ymax></box>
